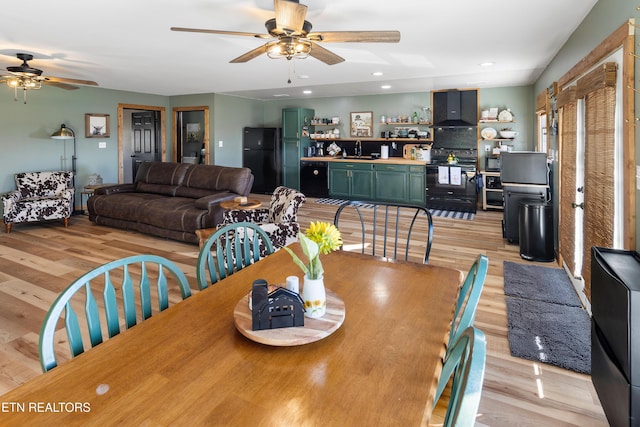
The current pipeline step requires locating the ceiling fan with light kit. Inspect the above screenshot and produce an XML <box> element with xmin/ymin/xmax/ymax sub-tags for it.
<box><xmin>0</xmin><ymin>53</ymin><xmax>98</xmax><ymax>103</ymax></box>
<box><xmin>171</xmin><ymin>0</ymin><xmax>401</xmax><ymax>66</ymax></box>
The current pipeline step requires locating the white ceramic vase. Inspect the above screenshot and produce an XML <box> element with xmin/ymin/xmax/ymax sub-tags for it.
<box><xmin>302</xmin><ymin>275</ymin><xmax>326</xmax><ymax>318</ymax></box>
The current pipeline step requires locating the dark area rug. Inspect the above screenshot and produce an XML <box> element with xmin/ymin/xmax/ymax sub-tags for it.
<box><xmin>503</xmin><ymin>261</ymin><xmax>581</xmax><ymax>307</ymax></box>
<box><xmin>504</xmin><ymin>261</ymin><xmax>590</xmax><ymax>373</ymax></box>
<box><xmin>506</xmin><ymin>297</ymin><xmax>591</xmax><ymax>374</ymax></box>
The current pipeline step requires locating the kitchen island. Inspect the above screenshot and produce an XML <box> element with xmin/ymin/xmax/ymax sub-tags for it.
<box><xmin>300</xmin><ymin>156</ymin><xmax>428</xmax><ymax>205</ymax></box>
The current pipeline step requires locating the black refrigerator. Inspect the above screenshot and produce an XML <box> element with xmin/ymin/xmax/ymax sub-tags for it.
<box><xmin>242</xmin><ymin>127</ymin><xmax>282</xmax><ymax>194</ymax></box>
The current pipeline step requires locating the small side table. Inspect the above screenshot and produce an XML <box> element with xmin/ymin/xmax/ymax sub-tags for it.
<box><xmin>80</xmin><ymin>183</ymin><xmax>116</xmax><ymax>214</ymax></box>
<box><xmin>219</xmin><ymin>199</ymin><xmax>262</xmax><ymax>210</ymax></box>
<box><xmin>196</xmin><ymin>198</ymin><xmax>263</xmax><ymax>247</ymax></box>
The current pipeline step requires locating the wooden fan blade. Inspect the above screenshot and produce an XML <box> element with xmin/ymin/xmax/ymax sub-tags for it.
<box><xmin>230</xmin><ymin>45</ymin><xmax>269</xmax><ymax>63</ymax></box>
<box><xmin>44</xmin><ymin>81</ymin><xmax>79</xmax><ymax>90</ymax></box>
<box><xmin>171</xmin><ymin>27</ymin><xmax>271</xmax><ymax>39</ymax></box>
<box><xmin>308</xmin><ymin>31</ymin><xmax>401</xmax><ymax>43</ymax></box>
<box><xmin>45</xmin><ymin>76</ymin><xmax>98</xmax><ymax>86</ymax></box>
<box><xmin>309</xmin><ymin>42</ymin><xmax>344</xmax><ymax>65</ymax></box>
<box><xmin>274</xmin><ymin>0</ymin><xmax>307</xmax><ymax>33</ymax></box>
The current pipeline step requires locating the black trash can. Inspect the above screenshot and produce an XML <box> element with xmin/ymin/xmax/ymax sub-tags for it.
<box><xmin>519</xmin><ymin>199</ymin><xmax>554</xmax><ymax>262</ymax></box>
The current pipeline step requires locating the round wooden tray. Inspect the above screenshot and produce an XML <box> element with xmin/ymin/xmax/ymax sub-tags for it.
<box><xmin>233</xmin><ymin>288</ymin><xmax>346</xmax><ymax>346</ymax></box>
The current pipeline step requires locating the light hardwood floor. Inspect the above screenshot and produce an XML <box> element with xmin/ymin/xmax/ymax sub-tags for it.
<box><xmin>0</xmin><ymin>195</ymin><xmax>607</xmax><ymax>426</ymax></box>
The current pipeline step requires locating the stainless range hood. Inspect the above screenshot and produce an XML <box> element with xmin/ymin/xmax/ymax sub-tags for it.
<box><xmin>432</xmin><ymin>90</ymin><xmax>478</xmax><ymax>127</ymax></box>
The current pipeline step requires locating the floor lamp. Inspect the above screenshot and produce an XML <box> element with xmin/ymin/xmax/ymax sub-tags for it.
<box><xmin>51</xmin><ymin>124</ymin><xmax>80</xmax><ymax>215</ymax></box>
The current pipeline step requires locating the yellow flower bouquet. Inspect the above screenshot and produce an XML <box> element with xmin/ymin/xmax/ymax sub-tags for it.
<box><xmin>284</xmin><ymin>221</ymin><xmax>343</xmax><ymax>280</ymax></box>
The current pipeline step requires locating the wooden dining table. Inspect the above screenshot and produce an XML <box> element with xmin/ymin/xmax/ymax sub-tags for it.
<box><xmin>0</xmin><ymin>245</ymin><xmax>463</xmax><ymax>426</ymax></box>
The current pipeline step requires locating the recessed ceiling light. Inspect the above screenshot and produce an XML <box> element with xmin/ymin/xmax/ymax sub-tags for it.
<box><xmin>479</xmin><ymin>62</ymin><xmax>495</xmax><ymax>67</ymax></box>
<box><xmin>372</xmin><ymin>72</ymin><xmax>383</xmax><ymax>76</ymax></box>
<box><xmin>303</xmin><ymin>90</ymin><xmax>312</xmax><ymax>94</ymax></box>
<box><xmin>298</xmin><ymin>75</ymin><xmax>310</xmax><ymax>79</ymax></box>
<box><xmin>381</xmin><ymin>85</ymin><xmax>391</xmax><ymax>89</ymax></box>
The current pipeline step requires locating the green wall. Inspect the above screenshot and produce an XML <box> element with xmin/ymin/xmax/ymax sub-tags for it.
<box><xmin>0</xmin><ymin>86</ymin><xmax>168</xmax><ymax>195</ymax></box>
<box><xmin>532</xmin><ymin>0</ymin><xmax>639</xmax><ymax>247</ymax></box>
<box><xmin>0</xmin><ymin>82</ymin><xmax>533</xmax><ymax>215</ymax></box>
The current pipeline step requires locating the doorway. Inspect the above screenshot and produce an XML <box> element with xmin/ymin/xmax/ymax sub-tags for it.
<box><xmin>117</xmin><ymin>104</ymin><xmax>167</xmax><ymax>183</ymax></box>
<box><xmin>173</xmin><ymin>106</ymin><xmax>210</xmax><ymax>164</ymax></box>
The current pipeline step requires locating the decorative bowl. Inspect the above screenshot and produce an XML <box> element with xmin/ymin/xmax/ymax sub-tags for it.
<box><xmin>499</xmin><ymin>130</ymin><xmax>518</xmax><ymax>139</ymax></box>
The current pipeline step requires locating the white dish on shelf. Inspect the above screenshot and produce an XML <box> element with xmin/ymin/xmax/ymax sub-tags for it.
<box><xmin>499</xmin><ymin>130</ymin><xmax>518</xmax><ymax>139</ymax></box>
<box><xmin>481</xmin><ymin>127</ymin><xmax>497</xmax><ymax>139</ymax></box>
<box><xmin>498</xmin><ymin>110</ymin><xmax>513</xmax><ymax>122</ymax></box>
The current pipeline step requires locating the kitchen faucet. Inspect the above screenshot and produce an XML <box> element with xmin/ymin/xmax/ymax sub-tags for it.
<box><xmin>355</xmin><ymin>140</ymin><xmax>362</xmax><ymax>158</ymax></box>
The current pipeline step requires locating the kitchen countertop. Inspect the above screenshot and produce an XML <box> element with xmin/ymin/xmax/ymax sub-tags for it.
<box><xmin>300</xmin><ymin>156</ymin><xmax>428</xmax><ymax>165</ymax></box>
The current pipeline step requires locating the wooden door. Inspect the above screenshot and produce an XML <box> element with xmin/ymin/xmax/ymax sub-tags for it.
<box><xmin>130</xmin><ymin>111</ymin><xmax>160</xmax><ymax>180</ymax></box>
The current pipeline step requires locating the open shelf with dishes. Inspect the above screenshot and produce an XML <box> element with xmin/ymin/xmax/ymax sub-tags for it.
<box><xmin>478</xmin><ymin>109</ymin><xmax>517</xmax><ymax>165</ymax></box>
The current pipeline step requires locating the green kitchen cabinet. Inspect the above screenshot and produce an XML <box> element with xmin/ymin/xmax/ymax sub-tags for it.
<box><xmin>407</xmin><ymin>166</ymin><xmax>426</xmax><ymax>205</ymax></box>
<box><xmin>282</xmin><ymin>108</ymin><xmax>314</xmax><ymax>190</ymax></box>
<box><xmin>375</xmin><ymin>164</ymin><xmax>408</xmax><ymax>203</ymax></box>
<box><xmin>329</xmin><ymin>162</ymin><xmax>374</xmax><ymax>200</ymax></box>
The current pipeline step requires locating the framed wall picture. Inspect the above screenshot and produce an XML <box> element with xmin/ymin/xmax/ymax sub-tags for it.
<box><xmin>85</xmin><ymin>114</ymin><xmax>110</xmax><ymax>138</ymax></box>
<box><xmin>186</xmin><ymin>123</ymin><xmax>201</xmax><ymax>143</ymax></box>
<box><xmin>350</xmin><ymin>111</ymin><xmax>373</xmax><ymax>137</ymax></box>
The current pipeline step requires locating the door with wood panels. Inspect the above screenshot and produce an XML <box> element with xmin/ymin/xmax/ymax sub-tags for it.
<box><xmin>130</xmin><ymin>111</ymin><xmax>160</xmax><ymax>181</ymax></box>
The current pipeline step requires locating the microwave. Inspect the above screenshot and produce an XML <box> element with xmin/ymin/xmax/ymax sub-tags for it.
<box><xmin>485</xmin><ymin>156</ymin><xmax>501</xmax><ymax>171</ymax></box>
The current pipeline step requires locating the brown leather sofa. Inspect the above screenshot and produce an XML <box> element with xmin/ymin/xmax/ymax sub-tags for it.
<box><xmin>87</xmin><ymin>161</ymin><xmax>254</xmax><ymax>244</ymax></box>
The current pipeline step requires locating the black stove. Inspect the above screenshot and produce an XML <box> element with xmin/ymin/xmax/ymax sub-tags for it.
<box><xmin>425</xmin><ymin>148</ymin><xmax>478</xmax><ymax>213</ymax></box>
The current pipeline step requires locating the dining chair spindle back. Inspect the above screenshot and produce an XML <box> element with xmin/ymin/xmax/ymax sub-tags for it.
<box><xmin>196</xmin><ymin>221</ymin><xmax>275</xmax><ymax>290</ymax></box>
<box><xmin>334</xmin><ymin>200</ymin><xmax>434</xmax><ymax>264</ymax></box>
<box><xmin>432</xmin><ymin>326</ymin><xmax>487</xmax><ymax>427</ymax></box>
<box><xmin>447</xmin><ymin>254</ymin><xmax>489</xmax><ymax>350</ymax></box>
<box><xmin>39</xmin><ymin>255</ymin><xmax>192</xmax><ymax>372</ymax></box>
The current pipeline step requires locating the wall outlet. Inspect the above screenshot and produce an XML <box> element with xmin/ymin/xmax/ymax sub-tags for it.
<box><xmin>218</xmin><ymin>140</ymin><xmax>224</xmax><ymax>147</ymax></box>
<box><xmin>98</xmin><ymin>142</ymin><xmax>107</xmax><ymax>149</ymax></box>
<box><xmin>484</xmin><ymin>145</ymin><xmax>491</xmax><ymax>152</ymax></box>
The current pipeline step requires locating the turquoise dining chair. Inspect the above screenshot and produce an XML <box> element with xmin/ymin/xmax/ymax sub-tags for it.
<box><xmin>447</xmin><ymin>254</ymin><xmax>489</xmax><ymax>350</ymax></box>
<box><xmin>196</xmin><ymin>221</ymin><xmax>275</xmax><ymax>290</ymax></box>
<box><xmin>39</xmin><ymin>254</ymin><xmax>192</xmax><ymax>372</ymax></box>
<box><xmin>433</xmin><ymin>326</ymin><xmax>487</xmax><ymax>427</ymax></box>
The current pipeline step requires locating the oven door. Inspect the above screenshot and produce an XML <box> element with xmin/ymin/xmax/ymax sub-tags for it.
<box><xmin>426</xmin><ymin>165</ymin><xmax>477</xmax><ymax>212</ymax></box>
<box><xmin>427</xmin><ymin>165</ymin><xmax>474</xmax><ymax>192</ymax></box>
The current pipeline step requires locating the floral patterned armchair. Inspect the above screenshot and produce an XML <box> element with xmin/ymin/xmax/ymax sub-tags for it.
<box><xmin>2</xmin><ymin>171</ymin><xmax>74</xmax><ymax>233</ymax></box>
<box><xmin>221</xmin><ymin>186</ymin><xmax>306</xmax><ymax>255</ymax></box>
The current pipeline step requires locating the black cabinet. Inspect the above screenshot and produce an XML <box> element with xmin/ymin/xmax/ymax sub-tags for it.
<box><xmin>591</xmin><ymin>247</ymin><xmax>640</xmax><ymax>427</ymax></box>
<box><xmin>502</xmin><ymin>186</ymin><xmax>546</xmax><ymax>243</ymax></box>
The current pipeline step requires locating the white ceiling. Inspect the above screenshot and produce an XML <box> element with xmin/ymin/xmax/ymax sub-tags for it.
<box><xmin>1</xmin><ymin>0</ymin><xmax>597</xmax><ymax>100</ymax></box>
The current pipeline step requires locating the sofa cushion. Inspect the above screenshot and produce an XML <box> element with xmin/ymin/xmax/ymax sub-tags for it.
<box><xmin>89</xmin><ymin>193</ymin><xmax>167</xmax><ymax>220</ymax></box>
<box><xmin>135</xmin><ymin>182</ymin><xmax>180</xmax><ymax>196</ymax></box>
<box><xmin>15</xmin><ymin>171</ymin><xmax>72</xmax><ymax>198</ymax></box>
<box><xmin>180</xmin><ymin>165</ymin><xmax>253</xmax><ymax>196</ymax></box>
<box><xmin>135</xmin><ymin>162</ymin><xmax>191</xmax><ymax>184</ymax></box>
<box><xmin>135</xmin><ymin>198</ymin><xmax>211</xmax><ymax>232</ymax></box>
